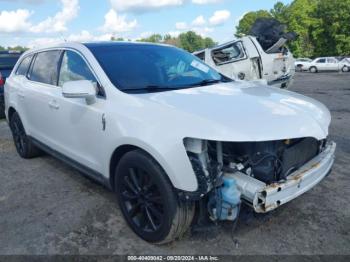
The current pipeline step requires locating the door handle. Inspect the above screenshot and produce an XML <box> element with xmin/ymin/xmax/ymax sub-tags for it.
<box><xmin>48</xmin><ymin>100</ymin><xmax>60</xmax><ymax>110</ymax></box>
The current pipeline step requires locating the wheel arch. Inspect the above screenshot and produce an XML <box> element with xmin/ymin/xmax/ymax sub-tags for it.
<box><xmin>8</xmin><ymin>106</ymin><xmax>17</xmax><ymax>121</ymax></box>
<box><xmin>109</xmin><ymin>144</ymin><xmax>177</xmax><ymax>192</ymax></box>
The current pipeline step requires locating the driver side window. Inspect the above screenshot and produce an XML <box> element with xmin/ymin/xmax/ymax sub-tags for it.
<box><xmin>59</xmin><ymin>50</ymin><xmax>104</xmax><ymax>96</ymax></box>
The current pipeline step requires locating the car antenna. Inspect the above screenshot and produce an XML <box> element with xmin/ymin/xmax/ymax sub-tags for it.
<box><xmin>59</xmin><ymin>33</ymin><xmax>67</xmax><ymax>42</ymax></box>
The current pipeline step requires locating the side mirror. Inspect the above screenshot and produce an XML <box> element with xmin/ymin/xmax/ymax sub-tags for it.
<box><xmin>62</xmin><ymin>80</ymin><xmax>96</xmax><ymax>105</ymax></box>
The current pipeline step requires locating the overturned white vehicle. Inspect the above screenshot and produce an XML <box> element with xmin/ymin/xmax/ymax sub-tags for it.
<box><xmin>5</xmin><ymin>42</ymin><xmax>335</xmax><ymax>244</ymax></box>
<box><xmin>194</xmin><ymin>36</ymin><xmax>295</xmax><ymax>89</ymax></box>
<box><xmin>194</xmin><ymin>19</ymin><xmax>297</xmax><ymax>89</ymax></box>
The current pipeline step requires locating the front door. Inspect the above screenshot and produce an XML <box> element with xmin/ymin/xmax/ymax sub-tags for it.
<box><xmin>51</xmin><ymin>50</ymin><xmax>107</xmax><ymax>173</ymax></box>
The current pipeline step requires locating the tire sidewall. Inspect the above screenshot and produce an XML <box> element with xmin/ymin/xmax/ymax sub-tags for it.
<box><xmin>9</xmin><ymin>112</ymin><xmax>27</xmax><ymax>157</ymax></box>
<box><xmin>310</xmin><ymin>67</ymin><xmax>317</xmax><ymax>73</ymax></box>
<box><xmin>115</xmin><ymin>150</ymin><xmax>178</xmax><ymax>243</ymax></box>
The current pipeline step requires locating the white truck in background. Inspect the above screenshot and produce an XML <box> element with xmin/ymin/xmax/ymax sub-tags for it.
<box><xmin>194</xmin><ymin>35</ymin><xmax>295</xmax><ymax>89</ymax></box>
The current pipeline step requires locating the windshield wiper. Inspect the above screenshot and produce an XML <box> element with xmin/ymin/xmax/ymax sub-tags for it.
<box><xmin>123</xmin><ymin>85</ymin><xmax>179</xmax><ymax>93</ymax></box>
<box><xmin>189</xmin><ymin>79</ymin><xmax>222</xmax><ymax>87</ymax></box>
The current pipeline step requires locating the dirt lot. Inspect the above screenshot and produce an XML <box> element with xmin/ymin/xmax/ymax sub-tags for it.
<box><xmin>0</xmin><ymin>72</ymin><xmax>349</xmax><ymax>255</ymax></box>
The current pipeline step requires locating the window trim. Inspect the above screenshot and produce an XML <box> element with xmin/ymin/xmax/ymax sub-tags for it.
<box><xmin>20</xmin><ymin>47</ymin><xmax>106</xmax><ymax>99</ymax></box>
<box><xmin>210</xmin><ymin>40</ymin><xmax>248</xmax><ymax>66</ymax></box>
<box><xmin>15</xmin><ymin>54</ymin><xmax>32</xmax><ymax>76</ymax></box>
<box><xmin>57</xmin><ymin>49</ymin><xmax>106</xmax><ymax>98</ymax></box>
<box><xmin>27</xmin><ymin>50</ymin><xmax>63</xmax><ymax>87</ymax></box>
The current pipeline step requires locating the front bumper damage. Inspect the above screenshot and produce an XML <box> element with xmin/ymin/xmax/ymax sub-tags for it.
<box><xmin>229</xmin><ymin>141</ymin><xmax>336</xmax><ymax>213</ymax></box>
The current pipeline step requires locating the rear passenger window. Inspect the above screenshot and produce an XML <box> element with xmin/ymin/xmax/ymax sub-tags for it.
<box><xmin>16</xmin><ymin>55</ymin><xmax>33</xmax><ymax>76</ymax></box>
<box><xmin>30</xmin><ymin>51</ymin><xmax>61</xmax><ymax>85</ymax></box>
<box><xmin>58</xmin><ymin>51</ymin><xmax>98</xmax><ymax>88</ymax></box>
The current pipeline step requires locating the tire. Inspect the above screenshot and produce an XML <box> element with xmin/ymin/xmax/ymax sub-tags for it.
<box><xmin>0</xmin><ymin>95</ymin><xmax>5</xmax><ymax>119</ymax></box>
<box><xmin>115</xmin><ymin>149</ymin><xmax>195</xmax><ymax>244</ymax></box>
<box><xmin>342</xmin><ymin>66</ymin><xmax>349</xmax><ymax>72</ymax></box>
<box><xmin>296</xmin><ymin>65</ymin><xmax>303</xmax><ymax>72</ymax></box>
<box><xmin>309</xmin><ymin>66</ymin><xmax>317</xmax><ymax>73</ymax></box>
<box><xmin>9</xmin><ymin>111</ymin><xmax>41</xmax><ymax>158</ymax></box>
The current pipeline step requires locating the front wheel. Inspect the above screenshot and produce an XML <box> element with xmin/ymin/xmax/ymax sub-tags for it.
<box><xmin>309</xmin><ymin>66</ymin><xmax>318</xmax><ymax>73</ymax></box>
<box><xmin>115</xmin><ymin>149</ymin><xmax>195</xmax><ymax>244</ymax></box>
<box><xmin>342</xmin><ymin>66</ymin><xmax>349</xmax><ymax>72</ymax></box>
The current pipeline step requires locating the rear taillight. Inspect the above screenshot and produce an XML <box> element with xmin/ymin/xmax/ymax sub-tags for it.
<box><xmin>0</xmin><ymin>72</ymin><xmax>4</xmax><ymax>86</ymax></box>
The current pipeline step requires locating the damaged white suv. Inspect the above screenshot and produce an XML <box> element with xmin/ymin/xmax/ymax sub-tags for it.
<box><xmin>5</xmin><ymin>42</ymin><xmax>336</xmax><ymax>244</ymax></box>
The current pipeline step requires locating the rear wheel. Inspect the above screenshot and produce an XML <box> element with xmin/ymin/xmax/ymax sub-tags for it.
<box><xmin>309</xmin><ymin>66</ymin><xmax>318</xmax><ymax>73</ymax></box>
<box><xmin>115</xmin><ymin>149</ymin><xmax>194</xmax><ymax>244</ymax></box>
<box><xmin>342</xmin><ymin>66</ymin><xmax>349</xmax><ymax>72</ymax></box>
<box><xmin>9</xmin><ymin>112</ymin><xmax>41</xmax><ymax>158</ymax></box>
<box><xmin>296</xmin><ymin>64</ymin><xmax>303</xmax><ymax>72</ymax></box>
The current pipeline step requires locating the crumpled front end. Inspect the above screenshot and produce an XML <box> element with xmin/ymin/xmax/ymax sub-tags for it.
<box><xmin>183</xmin><ymin>137</ymin><xmax>336</xmax><ymax>219</ymax></box>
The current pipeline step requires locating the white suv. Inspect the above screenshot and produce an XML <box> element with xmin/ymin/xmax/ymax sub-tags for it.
<box><xmin>5</xmin><ymin>42</ymin><xmax>336</xmax><ymax>244</ymax></box>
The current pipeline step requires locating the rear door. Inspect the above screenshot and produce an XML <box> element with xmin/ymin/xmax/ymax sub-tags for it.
<box><xmin>24</xmin><ymin>50</ymin><xmax>63</xmax><ymax>145</ymax></box>
<box><xmin>327</xmin><ymin>58</ymin><xmax>339</xmax><ymax>71</ymax></box>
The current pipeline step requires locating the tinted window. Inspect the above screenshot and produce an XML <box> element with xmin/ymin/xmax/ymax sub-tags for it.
<box><xmin>58</xmin><ymin>51</ymin><xmax>98</xmax><ymax>88</ymax></box>
<box><xmin>87</xmin><ymin>44</ymin><xmax>223</xmax><ymax>92</ymax></box>
<box><xmin>212</xmin><ymin>42</ymin><xmax>245</xmax><ymax>65</ymax></box>
<box><xmin>195</xmin><ymin>51</ymin><xmax>205</xmax><ymax>61</ymax></box>
<box><xmin>30</xmin><ymin>51</ymin><xmax>61</xmax><ymax>85</ymax></box>
<box><xmin>327</xmin><ymin>58</ymin><xmax>337</xmax><ymax>63</ymax></box>
<box><xmin>0</xmin><ymin>53</ymin><xmax>22</xmax><ymax>70</ymax></box>
<box><xmin>16</xmin><ymin>55</ymin><xmax>33</xmax><ymax>76</ymax></box>
<box><xmin>316</xmin><ymin>59</ymin><xmax>326</xmax><ymax>63</ymax></box>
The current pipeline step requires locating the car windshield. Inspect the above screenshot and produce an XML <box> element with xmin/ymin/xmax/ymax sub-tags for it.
<box><xmin>0</xmin><ymin>53</ymin><xmax>21</xmax><ymax>69</ymax></box>
<box><xmin>86</xmin><ymin>43</ymin><xmax>229</xmax><ymax>93</ymax></box>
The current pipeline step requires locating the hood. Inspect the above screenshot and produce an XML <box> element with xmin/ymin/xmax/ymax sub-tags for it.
<box><xmin>134</xmin><ymin>81</ymin><xmax>331</xmax><ymax>142</ymax></box>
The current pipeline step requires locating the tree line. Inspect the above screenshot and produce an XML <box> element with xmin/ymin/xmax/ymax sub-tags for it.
<box><xmin>0</xmin><ymin>46</ymin><xmax>28</xmax><ymax>52</ymax></box>
<box><xmin>113</xmin><ymin>31</ymin><xmax>216</xmax><ymax>53</ymax></box>
<box><xmin>236</xmin><ymin>0</ymin><xmax>350</xmax><ymax>58</ymax></box>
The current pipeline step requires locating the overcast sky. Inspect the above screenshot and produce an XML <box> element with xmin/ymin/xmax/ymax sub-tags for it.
<box><xmin>0</xmin><ymin>0</ymin><xmax>292</xmax><ymax>48</ymax></box>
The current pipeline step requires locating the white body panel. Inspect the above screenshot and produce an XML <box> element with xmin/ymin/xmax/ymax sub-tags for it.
<box><xmin>4</xmin><ymin>42</ymin><xmax>331</xmax><ymax>193</ymax></box>
<box><xmin>194</xmin><ymin>36</ymin><xmax>295</xmax><ymax>89</ymax></box>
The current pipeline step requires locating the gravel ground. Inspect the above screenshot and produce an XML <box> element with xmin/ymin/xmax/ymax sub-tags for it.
<box><xmin>0</xmin><ymin>72</ymin><xmax>349</xmax><ymax>255</ymax></box>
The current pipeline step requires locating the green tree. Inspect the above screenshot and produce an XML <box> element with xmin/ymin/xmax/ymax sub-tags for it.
<box><xmin>235</xmin><ymin>10</ymin><xmax>272</xmax><ymax>36</ymax></box>
<box><xmin>203</xmin><ymin>37</ymin><xmax>216</xmax><ymax>49</ymax></box>
<box><xmin>270</xmin><ymin>2</ymin><xmax>289</xmax><ymax>24</ymax></box>
<box><xmin>7</xmin><ymin>45</ymin><xmax>29</xmax><ymax>51</ymax></box>
<box><xmin>285</xmin><ymin>0</ymin><xmax>318</xmax><ymax>57</ymax></box>
<box><xmin>138</xmin><ymin>31</ymin><xmax>216</xmax><ymax>52</ymax></box>
<box><xmin>111</xmin><ymin>36</ymin><xmax>125</xmax><ymax>41</ymax></box>
<box><xmin>139</xmin><ymin>34</ymin><xmax>163</xmax><ymax>43</ymax></box>
<box><xmin>312</xmin><ymin>0</ymin><xmax>350</xmax><ymax>56</ymax></box>
<box><xmin>178</xmin><ymin>31</ymin><xmax>207</xmax><ymax>52</ymax></box>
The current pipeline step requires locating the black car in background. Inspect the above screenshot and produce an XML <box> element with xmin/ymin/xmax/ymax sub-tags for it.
<box><xmin>0</xmin><ymin>50</ymin><xmax>23</xmax><ymax>118</ymax></box>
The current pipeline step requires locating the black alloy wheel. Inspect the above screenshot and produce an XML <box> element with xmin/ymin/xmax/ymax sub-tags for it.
<box><xmin>9</xmin><ymin>112</ymin><xmax>41</xmax><ymax>158</ymax></box>
<box><xmin>10</xmin><ymin>112</ymin><xmax>27</xmax><ymax>156</ymax></box>
<box><xmin>120</xmin><ymin>167</ymin><xmax>164</xmax><ymax>233</ymax></box>
<box><xmin>115</xmin><ymin>150</ymin><xmax>194</xmax><ymax>244</ymax></box>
